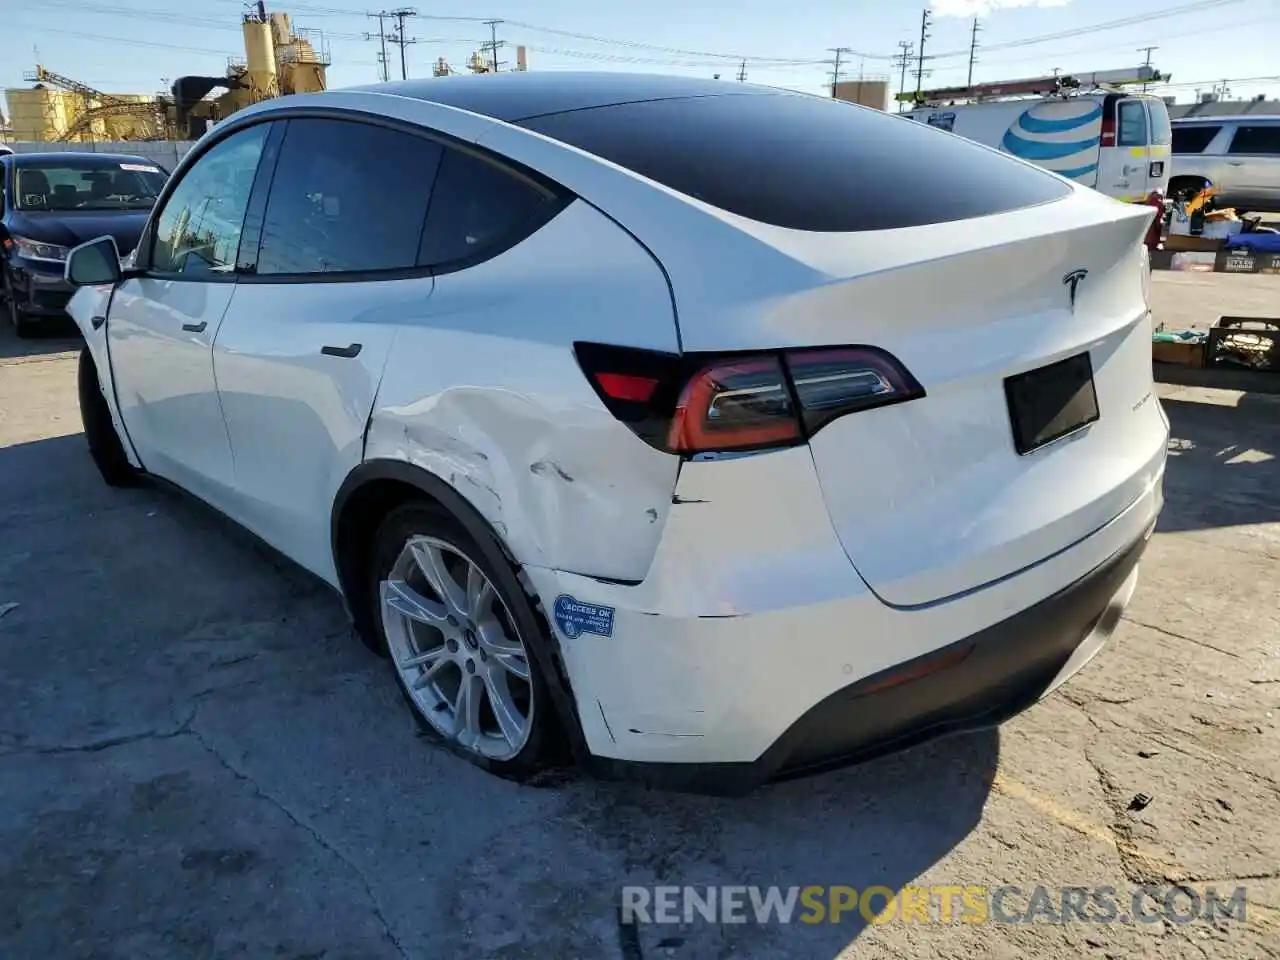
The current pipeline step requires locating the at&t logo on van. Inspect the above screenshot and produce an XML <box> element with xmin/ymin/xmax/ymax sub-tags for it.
<box><xmin>1001</xmin><ymin>100</ymin><xmax>1103</xmax><ymax>182</ymax></box>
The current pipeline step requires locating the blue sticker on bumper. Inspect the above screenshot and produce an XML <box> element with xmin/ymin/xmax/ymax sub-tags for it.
<box><xmin>553</xmin><ymin>595</ymin><xmax>615</xmax><ymax>639</ymax></box>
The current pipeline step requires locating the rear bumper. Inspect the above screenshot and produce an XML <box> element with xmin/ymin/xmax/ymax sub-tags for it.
<box><xmin>589</xmin><ymin>525</ymin><xmax>1148</xmax><ymax>796</ymax></box>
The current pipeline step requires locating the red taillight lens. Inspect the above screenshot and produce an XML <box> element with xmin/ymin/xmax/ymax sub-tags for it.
<box><xmin>1100</xmin><ymin>110</ymin><xmax>1116</xmax><ymax>148</ymax></box>
<box><xmin>595</xmin><ymin>372</ymin><xmax>659</xmax><ymax>402</ymax></box>
<box><xmin>668</xmin><ymin>357</ymin><xmax>799</xmax><ymax>453</ymax></box>
<box><xmin>575</xmin><ymin>342</ymin><xmax>925</xmax><ymax>456</ymax></box>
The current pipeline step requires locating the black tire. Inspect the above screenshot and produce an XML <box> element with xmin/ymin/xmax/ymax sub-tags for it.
<box><xmin>77</xmin><ymin>346</ymin><xmax>141</xmax><ymax>487</ymax></box>
<box><xmin>367</xmin><ymin>500</ymin><xmax>561</xmax><ymax>781</ymax></box>
<box><xmin>7</xmin><ymin>290</ymin><xmax>34</xmax><ymax>339</ymax></box>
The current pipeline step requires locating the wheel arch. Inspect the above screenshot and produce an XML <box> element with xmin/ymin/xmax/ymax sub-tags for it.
<box><xmin>330</xmin><ymin>457</ymin><xmax>592</xmax><ymax>766</ymax></box>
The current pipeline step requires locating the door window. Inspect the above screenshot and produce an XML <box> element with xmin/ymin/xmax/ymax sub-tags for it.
<box><xmin>1117</xmin><ymin>101</ymin><xmax>1149</xmax><ymax>147</ymax></box>
<box><xmin>151</xmin><ymin>124</ymin><xmax>268</xmax><ymax>277</ymax></box>
<box><xmin>1227</xmin><ymin>125</ymin><xmax>1280</xmax><ymax>155</ymax></box>
<box><xmin>1171</xmin><ymin>125</ymin><xmax>1221</xmax><ymax>154</ymax></box>
<box><xmin>1147</xmin><ymin>99</ymin><xmax>1172</xmax><ymax>146</ymax></box>
<box><xmin>417</xmin><ymin>147</ymin><xmax>554</xmax><ymax>270</ymax></box>
<box><xmin>254</xmin><ymin>118</ymin><xmax>444</xmax><ymax>276</ymax></box>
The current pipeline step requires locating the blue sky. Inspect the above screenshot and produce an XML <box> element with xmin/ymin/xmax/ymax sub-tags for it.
<box><xmin>4</xmin><ymin>0</ymin><xmax>1278</xmax><ymax>108</ymax></box>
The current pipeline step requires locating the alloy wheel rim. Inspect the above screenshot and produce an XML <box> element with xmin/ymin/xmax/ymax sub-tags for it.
<box><xmin>380</xmin><ymin>535</ymin><xmax>534</xmax><ymax>760</ymax></box>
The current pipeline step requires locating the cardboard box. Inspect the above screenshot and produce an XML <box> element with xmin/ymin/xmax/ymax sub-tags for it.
<box><xmin>1165</xmin><ymin>234</ymin><xmax>1223</xmax><ymax>253</ymax></box>
<box><xmin>1152</xmin><ymin>340</ymin><xmax>1205</xmax><ymax>367</ymax></box>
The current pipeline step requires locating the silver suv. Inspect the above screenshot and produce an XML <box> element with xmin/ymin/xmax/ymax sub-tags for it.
<box><xmin>1169</xmin><ymin>116</ymin><xmax>1280</xmax><ymax>213</ymax></box>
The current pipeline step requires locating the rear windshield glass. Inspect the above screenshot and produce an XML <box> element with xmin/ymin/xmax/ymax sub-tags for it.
<box><xmin>519</xmin><ymin>92</ymin><xmax>1071</xmax><ymax>232</ymax></box>
<box><xmin>1171</xmin><ymin>125</ymin><xmax>1221</xmax><ymax>154</ymax></box>
<box><xmin>14</xmin><ymin>157</ymin><xmax>166</xmax><ymax>211</ymax></box>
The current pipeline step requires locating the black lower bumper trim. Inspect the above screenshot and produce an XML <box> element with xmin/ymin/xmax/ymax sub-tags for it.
<box><xmin>587</xmin><ymin>529</ymin><xmax>1149</xmax><ymax>797</ymax></box>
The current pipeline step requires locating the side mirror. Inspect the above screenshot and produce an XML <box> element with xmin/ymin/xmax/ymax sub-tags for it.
<box><xmin>65</xmin><ymin>236</ymin><xmax>123</xmax><ymax>287</ymax></box>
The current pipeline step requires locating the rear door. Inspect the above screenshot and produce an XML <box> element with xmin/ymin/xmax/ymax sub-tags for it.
<box><xmin>1223</xmin><ymin>121</ymin><xmax>1280</xmax><ymax>209</ymax></box>
<box><xmin>1097</xmin><ymin>97</ymin><xmax>1154</xmax><ymax>200</ymax></box>
<box><xmin>211</xmin><ymin>116</ymin><xmax>439</xmax><ymax>583</ymax></box>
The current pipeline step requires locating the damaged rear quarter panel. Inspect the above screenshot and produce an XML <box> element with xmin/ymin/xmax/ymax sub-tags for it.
<box><xmin>363</xmin><ymin>198</ymin><xmax>682</xmax><ymax>581</ymax></box>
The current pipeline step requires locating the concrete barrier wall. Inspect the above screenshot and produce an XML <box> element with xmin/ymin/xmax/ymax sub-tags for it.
<box><xmin>3</xmin><ymin>141</ymin><xmax>196</xmax><ymax>171</ymax></box>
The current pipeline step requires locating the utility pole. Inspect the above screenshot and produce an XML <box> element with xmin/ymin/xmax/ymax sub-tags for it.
<box><xmin>364</xmin><ymin>11</ymin><xmax>392</xmax><ymax>82</ymax></box>
<box><xmin>736</xmin><ymin>59</ymin><xmax>747</xmax><ymax>82</ymax></box>
<box><xmin>914</xmin><ymin>8</ymin><xmax>932</xmax><ymax>100</ymax></box>
<box><xmin>483</xmin><ymin>19</ymin><xmax>505</xmax><ymax>73</ymax></box>
<box><xmin>829</xmin><ymin>46</ymin><xmax>851</xmax><ymax>98</ymax></box>
<box><xmin>893</xmin><ymin>40</ymin><xmax>914</xmax><ymax>112</ymax></box>
<box><xmin>967</xmin><ymin>18</ymin><xmax>981</xmax><ymax>87</ymax></box>
<box><xmin>389</xmin><ymin>7</ymin><xmax>418</xmax><ymax>80</ymax></box>
<box><xmin>1138</xmin><ymin>45</ymin><xmax>1158</xmax><ymax>91</ymax></box>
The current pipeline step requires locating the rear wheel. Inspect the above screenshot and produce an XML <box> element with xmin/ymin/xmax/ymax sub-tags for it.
<box><xmin>77</xmin><ymin>346</ymin><xmax>140</xmax><ymax>487</ymax></box>
<box><xmin>368</xmin><ymin>501</ymin><xmax>558</xmax><ymax>781</ymax></box>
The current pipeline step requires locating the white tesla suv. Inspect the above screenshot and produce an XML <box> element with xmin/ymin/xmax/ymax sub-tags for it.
<box><xmin>64</xmin><ymin>73</ymin><xmax>1167</xmax><ymax>795</ymax></box>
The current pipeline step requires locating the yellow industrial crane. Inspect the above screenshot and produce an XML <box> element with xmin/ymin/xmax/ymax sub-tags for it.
<box><xmin>22</xmin><ymin>65</ymin><xmax>169</xmax><ymax>141</ymax></box>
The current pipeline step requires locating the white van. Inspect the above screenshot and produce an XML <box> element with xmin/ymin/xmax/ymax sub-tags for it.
<box><xmin>906</xmin><ymin>91</ymin><xmax>1172</xmax><ymax>211</ymax></box>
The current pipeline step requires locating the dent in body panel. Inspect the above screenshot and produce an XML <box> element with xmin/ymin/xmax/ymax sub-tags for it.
<box><xmin>362</xmin><ymin>198</ymin><xmax>683</xmax><ymax>582</ymax></box>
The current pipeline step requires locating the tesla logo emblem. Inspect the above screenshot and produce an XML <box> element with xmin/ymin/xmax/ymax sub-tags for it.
<box><xmin>1063</xmin><ymin>269</ymin><xmax>1088</xmax><ymax>311</ymax></box>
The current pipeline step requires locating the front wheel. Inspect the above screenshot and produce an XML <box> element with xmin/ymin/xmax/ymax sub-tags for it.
<box><xmin>6</xmin><ymin>287</ymin><xmax>33</xmax><ymax>339</ymax></box>
<box><xmin>77</xmin><ymin>346</ymin><xmax>140</xmax><ymax>487</ymax></box>
<box><xmin>368</xmin><ymin>501</ymin><xmax>560</xmax><ymax>781</ymax></box>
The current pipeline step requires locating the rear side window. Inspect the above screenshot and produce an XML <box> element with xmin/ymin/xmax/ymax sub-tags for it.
<box><xmin>1117</xmin><ymin>101</ymin><xmax>1148</xmax><ymax>147</ymax></box>
<box><xmin>256</xmin><ymin>117</ymin><xmax>444</xmax><ymax>276</ymax></box>
<box><xmin>519</xmin><ymin>92</ymin><xmax>1070</xmax><ymax>233</ymax></box>
<box><xmin>417</xmin><ymin>147</ymin><xmax>553</xmax><ymax>269</ymax></box>
<box><xmin>1147</xmin><ymin>100</ymin><xmax>1172</xmax><ymax>145</ymax></box>
<box><xmin>1171</xmin><ymin>125</ymin><xmax>1221</xmax><ymax>154</ymax></box>
<box><xmin>1228</xmin><ymin>125</ymin><xmax>1280</xmax><ymax>155</ymax></box>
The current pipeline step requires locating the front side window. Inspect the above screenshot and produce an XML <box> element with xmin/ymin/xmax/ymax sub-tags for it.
<box><xmin>151</xmin><ymin>125</ymin><xmax>268</xmax><ymax>277</ymax></box>
<box><xmin>255</xmin><ymin>118</ymin><xmax>444</xmax><ymax>276</ymax></box>
<box><xmin>1117</xmin><ymin>101</ymin><xmax>1149</xmax><ymax>147</ymax></box>
<box><xmin>13</xmin><ymin>158</ymin><xmax>166</xmax><ymax>212</ymax></box>
<box><xmin>417</xmin><ymin>147</ymin><xmax>553</xmax><ymax>269</ymax></box>
<box><xmin>1147</xmin><ymin>100</ymin><xmax>1172</xmax><ymax>146</ymax></box>
<box><xmin>1228</xmin><ymin>125</ymin><xmax>1280</xmax><ymax>155</ymax></box>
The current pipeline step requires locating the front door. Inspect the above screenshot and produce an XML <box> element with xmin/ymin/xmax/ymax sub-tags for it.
<box><xmin>1223</xmin><ymin>122</ymin><xmax>1280</xmax><ymax>210</ymax></box>
<box><xmin>106</xmin><ymin>124</ymin><xmax>270</xmax><ymax>505</ymax></box>
<box><xmin>211</xmin><ymin>117</ymin><xmax>443</xmax><ymax>583</ymax></box>
<box><xmin>1098</xmin><ymin>97</ymin><xmax>1154</xmax><ymax>201</ymax></box>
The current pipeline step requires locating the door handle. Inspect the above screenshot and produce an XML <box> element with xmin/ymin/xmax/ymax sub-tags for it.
<box><xmin>181</xmin><ymin>321</ymin><xmax>207</xmax><ymax>333</ymax></box>
<box><xmin>1227</xmin><ymin>160</ymin><xmax>1245</xmax><ymax>166</ymax></box>
<box><xmin>321</xmin><ymin>343</ymin><xmax>362</xmax><ymax>358</ymax></box>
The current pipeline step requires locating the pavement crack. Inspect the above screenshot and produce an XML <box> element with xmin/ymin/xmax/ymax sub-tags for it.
<box><xmin>1083</xmin><ymin>746</ymin><xmax>1161</xmax><ymax>886</ymax></box>
<box><xmin>188</xmin><ymin>719</ymin><xmax>409</xmax><ymax>960</ymax></box>
<box><xmin>0</xmin><ymin>706</ymin><xmax>198</xmax><ymax>757</ymax></box>
<box><xmin>1121</xmin><ymin>616</ymin><xmax>1242</xmax><ymax>659</ymax></box>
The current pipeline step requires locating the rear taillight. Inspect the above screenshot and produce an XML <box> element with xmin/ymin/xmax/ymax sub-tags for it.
<box><xmin>1100</xmin><ymin>109</ymin><xmax>1116</xmax><ymax>148</ymax></box>
<box><xmin>574</xmin><ymin>342</ymin><xmax>924</xmax><ymax>456</ymax></box>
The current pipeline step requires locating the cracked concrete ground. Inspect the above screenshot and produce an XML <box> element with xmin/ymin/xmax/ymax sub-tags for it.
<box><xmin>1</xmin><ymin>272</ymin><xmax>1277</xmax><ymax>960</ymax></box>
